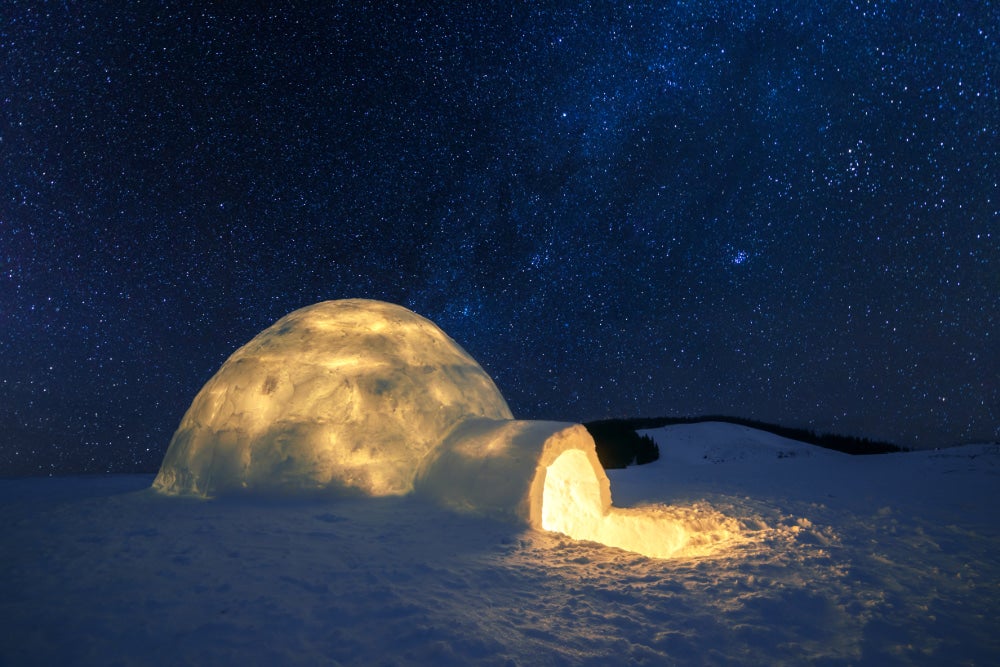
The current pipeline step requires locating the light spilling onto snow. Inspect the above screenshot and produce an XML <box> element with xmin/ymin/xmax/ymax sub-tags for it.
<box><xmin>418</xmin><ymin>418</ymin><xmax>745</xmax><ymax>560</ymax></box>
<box><xmin>541</xmin><ymin>450</ymin><xmax>744</xmax><ymax>559</ymax></box>
<box><xmin>10</xmin><ymin>437</ymin><xmax>1000</xmax><ymax>665</ymax></box>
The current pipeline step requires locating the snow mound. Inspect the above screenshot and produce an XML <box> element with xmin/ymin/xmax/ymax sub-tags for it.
<box><xmin>153</xmin><ymin>299</ymin><xmax>513</xmax><ymax>497</ymax></box>
<box><xmin>642</xmin><ymin>421</ymin><xmax>844</xmax><ymax>465</ymax></box>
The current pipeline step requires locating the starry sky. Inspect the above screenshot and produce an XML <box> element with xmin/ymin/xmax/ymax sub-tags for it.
<box><xmin>2</xmin><ymin>1</ymin><xmax>997</xmax><ymax>475</ymax></box>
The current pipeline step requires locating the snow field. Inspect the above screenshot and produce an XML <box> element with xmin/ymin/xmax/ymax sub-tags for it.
<box><xmin>2</xmin><ymin>423</ymin><xmax>998</xmax><ymax>665</ymax></box>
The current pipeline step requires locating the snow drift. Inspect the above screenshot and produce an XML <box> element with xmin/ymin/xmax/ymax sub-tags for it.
<box><xmin>153</xmin><ymin>299</ymin><xmax>739</xmax><ymax>559</ymax></box>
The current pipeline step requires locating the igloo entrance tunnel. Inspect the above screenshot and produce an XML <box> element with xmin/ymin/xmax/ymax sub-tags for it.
<box><xmin>154</xmin><ymin>299</ymin><xmax>729</xmax><ymax>558</ymax></box>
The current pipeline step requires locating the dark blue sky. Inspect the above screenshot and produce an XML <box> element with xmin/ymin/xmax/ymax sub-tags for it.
<box><xmin>2</xmin><ymin>1</ymin><xmax>997</xmax><ymax>474</ymax></box>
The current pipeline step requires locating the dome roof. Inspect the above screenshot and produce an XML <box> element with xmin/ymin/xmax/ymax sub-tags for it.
<box><xmin>153</xmin><ymin>299</ymin><xmax>512</xmax><ymax>497</ymax></box>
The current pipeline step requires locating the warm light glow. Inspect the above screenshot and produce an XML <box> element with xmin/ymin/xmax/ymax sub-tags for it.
<box><xmin>542</xmin><ymin>450</ymin><xmax>744</xmax><ymax>559</ymax></box>
<box><xmin>155</xmin><ymin>299</ymin><xmax>748</xmax><ymax>562</ymax></box>
<box><xmin>541</xmin><ymin>450</ymin><xmax>605</xmax><ymax>537</ymax></box>
<box><xmin>154</xmin><ymin>300</ymin><xmax>513</xmax><ymax>498</ymax></box>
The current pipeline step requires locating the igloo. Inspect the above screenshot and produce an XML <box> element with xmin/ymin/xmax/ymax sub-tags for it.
<box><xmin>153</xmin><ymin>299</ymin><xmax>514</xmax><ymax>497</ymax></box>
<box><xmin>155</xmin><ymin>299</ymin><xmax>732</xmax><ymax>558</ymax></box>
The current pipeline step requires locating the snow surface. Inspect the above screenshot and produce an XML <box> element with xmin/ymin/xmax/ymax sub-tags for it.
<box><xmin>3</xmin><ymin>422</ymin><xmax>998</xmax><ymax>665</ymax></box>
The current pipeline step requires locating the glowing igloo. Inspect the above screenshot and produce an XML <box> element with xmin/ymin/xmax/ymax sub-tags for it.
<box><xmin>155</xmin><ymin>299</ymin><xmax>737</xmax><ymax>559</ymax></box>
<box><xmin>153</xmin><ymin>299</ymin><xmax>514</xmax><ymax>497</ymax></box>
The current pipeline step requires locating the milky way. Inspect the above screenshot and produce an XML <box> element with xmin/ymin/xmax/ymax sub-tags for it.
<box><xmin>2</xmin><ymin>2</ymin><xmax>997</xmax><ymax>474</ymax></box>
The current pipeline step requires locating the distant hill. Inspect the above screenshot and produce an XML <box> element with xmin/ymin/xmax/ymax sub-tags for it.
<box><xmin>584</xmin><ymin>415</ymin><xmax>906</xmax><ymax>469</ymax></box>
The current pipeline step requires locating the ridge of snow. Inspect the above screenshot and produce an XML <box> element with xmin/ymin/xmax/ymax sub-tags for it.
<box><xmin>640</xmin><ymin>421</ymin><xmax>844</xmax><ymax>466</ymax></box>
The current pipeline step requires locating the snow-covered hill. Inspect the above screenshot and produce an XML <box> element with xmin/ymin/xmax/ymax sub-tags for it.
<box><xmin>2</xmin><ymin>423</ymin><xmax>997</xmax><ymax>665</ymax></box>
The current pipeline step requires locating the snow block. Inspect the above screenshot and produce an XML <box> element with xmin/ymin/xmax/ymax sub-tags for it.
<box><xmin>414</xmin><ymin>418</ymin><xmax>611</xmax><ymax>528</ymax></box>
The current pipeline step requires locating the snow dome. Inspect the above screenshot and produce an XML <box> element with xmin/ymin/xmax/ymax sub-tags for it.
<box><xmin>154</xmin><ymin>299</ymin><xmax>719</xmax><ymax>559</ymax></box>
<box><xmin>153</xmin><ymin>299</ymin><xmax>513</xmax><ymax>497</ymax></box>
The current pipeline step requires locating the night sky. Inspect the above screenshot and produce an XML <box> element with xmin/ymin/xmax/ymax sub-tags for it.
<box><xmin>2</xmin><ymin>2</ymin><xmax>997</xmax><ymax>476</ymax></box>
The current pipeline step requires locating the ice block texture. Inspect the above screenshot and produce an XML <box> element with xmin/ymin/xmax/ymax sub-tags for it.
<box><xmin>153</xmin><ymin>299</ymin><xmax>513</xmax><ymax>497</ymax></box>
